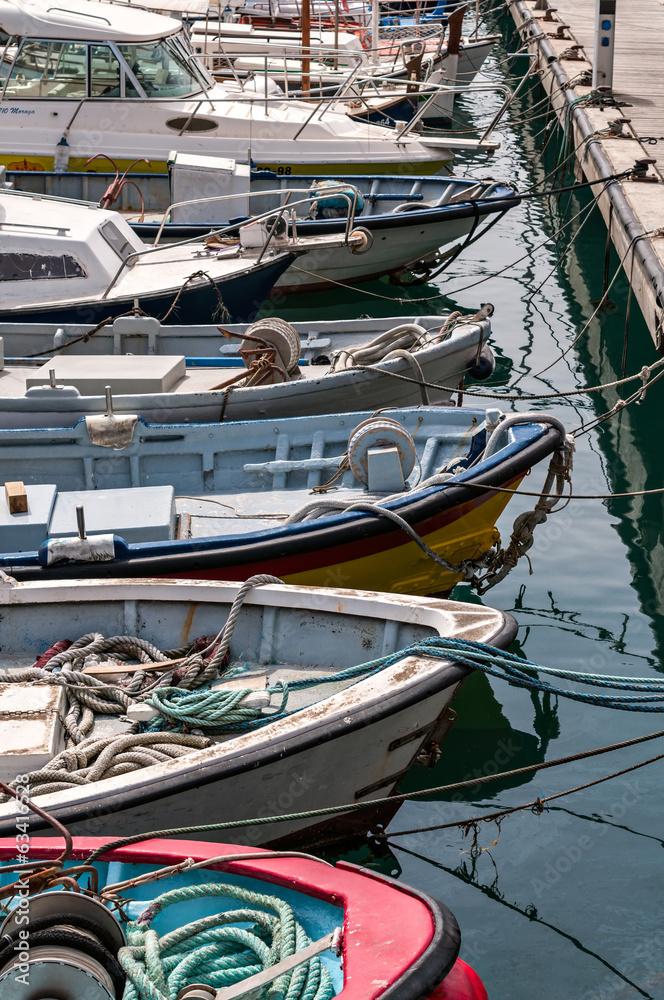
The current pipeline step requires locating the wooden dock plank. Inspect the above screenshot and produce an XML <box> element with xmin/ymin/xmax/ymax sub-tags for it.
<box><xmin>552</xmin><ymin>0</ymin><xmax>664</xmax><ymax>136</ymax></box>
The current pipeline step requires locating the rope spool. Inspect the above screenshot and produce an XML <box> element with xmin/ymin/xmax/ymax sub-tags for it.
<box><xmin>240</xmin><ymin>317</ymin><xmax>301</xmax><ymax>376</ymax></box>
<box><xmin>0</xmin><ymin>891</ymin><xmax>125</xmax><ymax>1000</ymax></box>
<box><xmin>348</xmin><ymin>417</ymin><xmax>417</xmax><ymax>487</ymax></box>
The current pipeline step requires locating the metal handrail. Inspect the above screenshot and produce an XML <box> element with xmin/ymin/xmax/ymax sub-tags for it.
<box><xmin>99</xmin><ymin>186</ymin><xmax>361</xmax><ymax>307</ymax></box>
<box><xmin>152</xmin><ymin>183</ymin><xmax>361</xmax><ymax>245</ymax></box>
<box><xmin>393</xmin><ymin>79</ymin><xmax>513</xmax><ymax>142</ymax></box>
<box><xmin>196</xmin><ymin>25</ymin><xmax>444</xmax><ymax>75</ymax></box>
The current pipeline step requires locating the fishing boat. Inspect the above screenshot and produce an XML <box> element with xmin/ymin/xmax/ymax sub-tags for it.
<box><xmin>7</xmin><ymin>163</ymin><xmax>520</xmax><ymax>292</ymax></box>
<box><xmin>0</xmin><ymin>835</ymin><xmax>490</xmax><ymax>999</ymax></box>
<box><xmin>0</xmin><ymin>405</ymin><xmax>568</xmax><ymax>595</ymax></box>
<box><xmin>0</xmin><ymin>310</ymin><xmax>496</xmax><ymax>426</ymax></box>
<box><xmin>0</xmin><ymin>575</ymin><xmax>516</xmax><ymax>843</ymax></box>
<box><xmin>0</xmin><ymin>188</ymin><xmax>366</xmax><ymax>324</ymax></box>
<box><xmin>0</xmin><ymin>0</ymin><xmax>460</xmax><ymax>177</ymax></box>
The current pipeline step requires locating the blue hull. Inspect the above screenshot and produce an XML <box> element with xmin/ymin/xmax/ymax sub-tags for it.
<box><xmin>0</xmin><ymin>254</ymin><xmax>295</xmax><ymax>325</ymax></box>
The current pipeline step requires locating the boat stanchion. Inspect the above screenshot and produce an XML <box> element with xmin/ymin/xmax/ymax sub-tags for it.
<box><xmin>49</xmin><ymin>368</ymin><xmax>57</xmax><ymax>388</ymax></box>
<box><xmin>105</xmin><ymin>384</ymin><xmax>114</xmax><ymax>417</ymax></box>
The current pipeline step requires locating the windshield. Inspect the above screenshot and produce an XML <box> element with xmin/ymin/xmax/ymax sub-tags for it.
<box><xmin>117</xmin><ymin>37</ymin><xmax>204</xmax><ymax>98</ymax></box>
<box><xmin>5</xmin><ymin>40</ymin><xmax>87</xmax><ymax>98</ymax></box>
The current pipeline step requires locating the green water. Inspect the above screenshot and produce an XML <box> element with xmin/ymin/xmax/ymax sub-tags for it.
<box><xmin>276</xmin><ymin>13</ymin><xmax>664</xmax><ymax>1000</ymax></box>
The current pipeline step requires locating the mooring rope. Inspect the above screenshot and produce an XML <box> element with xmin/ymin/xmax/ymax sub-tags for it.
<box><xmin>12</xmin><ymin>618</ymin><xmax>664</xmax><ymax>801</ymax></box>
<box><xmin>86</xmin><ymin>726</ymin><xmax>664</xmax><ymax>864</ymax></box>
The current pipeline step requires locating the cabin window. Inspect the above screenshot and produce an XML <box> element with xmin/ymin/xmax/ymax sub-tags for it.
<box><xmin>88</xmin><ymin>44</ymin><xmax>122</xmax><ymax>97</ymax></box>
<box><xmin>117</xmin><ymin>39</ymin><xmax>202</xmax><ymax>98</ymax></box>
<box><xmin>0</xmin><ymin>253</ymin><xmax>86</xmax><ymax>281</ymax></box>
<box><xmin>5</xmin><ymin>40</ymin><xmax>87</xmax><ymax>98</ymax></box>
<box><xmin>99</xmin><ymin>219</ymin><xmax>136</xmax><ymax>261</ymax></box>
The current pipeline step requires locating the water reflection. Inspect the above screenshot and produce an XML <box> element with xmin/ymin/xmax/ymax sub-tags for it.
<box><xmin>397</xmin><ymin>667</ymin><xmax>558</xmax><ymax>802</ymax></box>
<box><xmin>389</xmin><ymin>841</ymin><xmax>654</xmax><ymax>1000</ymax></box>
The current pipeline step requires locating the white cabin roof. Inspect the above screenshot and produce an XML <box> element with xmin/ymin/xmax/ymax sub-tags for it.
<box><xmin>0</xmin><ymin>0</ymin><xmax>181</xmax><ymax>42</ymax></box>
<box><xmin>128</xmin><ymin>0</ymin><xmax>208</xmax><ymax>12</ymax></box>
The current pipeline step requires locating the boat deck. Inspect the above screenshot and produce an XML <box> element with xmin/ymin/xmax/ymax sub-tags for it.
<box><xmin>510</xmin><ymin>0</ymin><xmax>664</xmax><ymax>349</ymax></box>
<box><xmin>0</xmin><ymin>362</ymin><xmax>333</xmax><ymax>396</ymax></box>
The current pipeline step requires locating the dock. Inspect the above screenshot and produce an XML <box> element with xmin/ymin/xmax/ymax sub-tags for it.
<box><xmin>507</xmin><ymin>0</ymin><xmax>664</xmax><ymax>350</ymax></box>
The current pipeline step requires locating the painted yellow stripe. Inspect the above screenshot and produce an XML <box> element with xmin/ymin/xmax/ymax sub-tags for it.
<box><xmin>279</xmin><ymin>486</ymin><xmax>517</xmax><ymax>596</ymax></box>
<box><xmin>0</xmin><ymin>154</ymin><xmax>170</xmax><ymax>174</ymax></box>
<box><xmin>0</xmin><ymin>154</ymin><xmax>451</xmax><ymax>177</ymax></box>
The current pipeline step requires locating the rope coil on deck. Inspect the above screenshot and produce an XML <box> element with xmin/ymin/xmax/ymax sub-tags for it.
<box><xmin>119</xmin><ymin>882</ymin><xmax>335</xmax><ymax>1000</ymax></box>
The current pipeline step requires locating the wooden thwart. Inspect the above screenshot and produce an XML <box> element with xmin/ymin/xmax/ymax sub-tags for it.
<box><xmin>82</xmin><ymin>657</ymin><xmax>187</xmax><ymax>676</ymax></box>
<box><xmin>4</xmin><ymin>481</ymin><xmax>27</xmax><ymax>515</ymax></box>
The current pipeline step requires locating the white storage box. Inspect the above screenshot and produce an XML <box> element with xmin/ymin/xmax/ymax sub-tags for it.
<box><xmin>0</xmin><ymin>683</ymin><xmax>66</xmax><ymax>782</ymax></box>
<box><xmin>50</xmin><ymin>485</ymin><xmax>176</xmax><ymax>543</ymax></box>
<box><xmin>25</xmin><ymin>355</ymin><xmax>186</xmax><ymax>396</ymax></box>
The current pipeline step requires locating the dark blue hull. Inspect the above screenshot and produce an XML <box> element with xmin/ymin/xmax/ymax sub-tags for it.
<box><xmin>0</xmin><ymin>254</ymin><xmax>295</xmax><ymax>325</ymax></box>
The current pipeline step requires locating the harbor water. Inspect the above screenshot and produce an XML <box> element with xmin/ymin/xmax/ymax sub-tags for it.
<box><xmin>274</xmin><ymin>14</ymin><xmax>664</xmax><ymax>1000</ymax></box>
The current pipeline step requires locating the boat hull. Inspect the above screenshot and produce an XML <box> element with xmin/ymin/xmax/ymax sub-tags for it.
<box><xmin>0</xmin><ymin>254</ymin><xmax>295</xmax><ymax>325</ymax></box>
<box><xmin>0</xmin><ymin>664</ymin><xmax>468</xmax><ymax>843</ymax></box>
<box><xmin>0</xmin><ymin>322</ymin><xmax>491</xmax><ymax>426</ymax></box>
<box><xmin>0</xmin><ymin>421</ymin><xmax>561</xmax><ymax>596</ymax></box>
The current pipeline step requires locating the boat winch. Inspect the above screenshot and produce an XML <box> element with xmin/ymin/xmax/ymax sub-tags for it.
<box><xmin>239</xmin><ymin>214</ymin><xmax>289</xmax><ymax>249</ymax></box>
<box><xmin>0</xmin><ymin>890</ymin><xmax>126</xmax><ymax>1000</ymax></box>
<box><xmin>348</xmin><ymin>416</ymin><xmax>417</xmax><ymax>492</ymax></box>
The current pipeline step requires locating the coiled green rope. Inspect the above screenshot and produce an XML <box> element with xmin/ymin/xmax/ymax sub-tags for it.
<box><xmin>119</xmin><ymin>882</ymin><xmax>336</xmax><ymax>1000</ymax></box>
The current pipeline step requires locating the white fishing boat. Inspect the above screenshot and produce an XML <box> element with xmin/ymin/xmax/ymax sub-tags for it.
<box><xmin>0</xmin><ymin>310</ymin><xmax>495</xmax><ymax>426</ymax></box>
<box><xmin>0</xmin><ymin>575</ymin><xmax>517</xmax><ymax>843</ymax></box>
<box><xmin>6</xmin><ymin>162</ymin><xmax>520</xmax><ymax>292</ymax></box>
<box><xmin>190</xmin><ymin>19</ymin><xmax>499</xmax><ymax>128</ymax></box>
<box><xmin>0</xmin><ymin>187</ymin><xmax>366</xmax><ymax>324</ymax></box>
<box><xmin>189</xmin><ymin>19</ymin><xmax>445</xmax><ymax>89</ymax></box>
<box><xmin>0</xmin><ymin>0</ymin><xmax>458</xmax><ymax>176</ymax></box>
<box><xmin>192</xmin><ymin>18</ymin><xmax>494</xmax><ymax>90</ymax></box>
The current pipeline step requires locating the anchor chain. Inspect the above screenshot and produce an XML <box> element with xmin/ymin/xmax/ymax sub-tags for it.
<box><xmin>460</xmin><ymin>433</ymin><xmax>575</xmax><ymax>594</ymax></box>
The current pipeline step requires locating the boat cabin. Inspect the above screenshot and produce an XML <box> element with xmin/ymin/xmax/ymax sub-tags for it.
<box><xmin>0</xmin><ymin>0</ymin><xmax>213</xmax><ymax>101</ymax></box>
<box><xmin>0</xmin><ymin>188</ymin><xmax>143</xmax><ymax>305</ymax></box>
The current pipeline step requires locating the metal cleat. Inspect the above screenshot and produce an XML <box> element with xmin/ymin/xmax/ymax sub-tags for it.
<box><xmin>559</xmin><ymin>44</ymin><xmax>585</xmax><ymax>60</ymax></box>
<box><xmin>630</xmin><ymin>158</ymin><xmax>659</xmax><ymax>183</ymax></box>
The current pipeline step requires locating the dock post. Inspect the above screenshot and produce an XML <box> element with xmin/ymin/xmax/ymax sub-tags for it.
<box><xmin>592</xmin><ymin>0</ymin><xmax>616</xmax><ymax>90</ymax></box>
